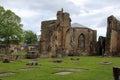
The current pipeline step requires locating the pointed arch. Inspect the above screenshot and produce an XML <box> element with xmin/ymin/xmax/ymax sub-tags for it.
<box><xmin>78</xmin><ymin>33</ymin><xmax>85</xmax><ymax>48</ymax></box>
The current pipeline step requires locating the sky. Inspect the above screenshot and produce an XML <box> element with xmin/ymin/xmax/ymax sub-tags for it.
<box><xmin>0</xmin><ymin>0</ymin><xmax>120</xmax><ymax>38</ymax></box>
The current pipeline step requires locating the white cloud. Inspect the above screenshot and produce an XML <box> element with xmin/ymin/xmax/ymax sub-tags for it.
<box><xmin>12</xmin><ymin>9</ymin><xmax>40</xmax><ymax>19</ymax></box>
<box><xmin>69</xmin><ymin>0</ymin><xmax>87</xmax><ymax>6</ymax></box>
<box><xmin>0</xmin><ymin>0</ymin><xmax>120</xmax><ymax>38</ymax></box>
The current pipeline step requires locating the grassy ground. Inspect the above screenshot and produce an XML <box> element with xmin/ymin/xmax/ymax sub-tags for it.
<box><xmin>0</xmin><ymin>56</ymin><xmax>120</xmax><ymax>80</ymax></box>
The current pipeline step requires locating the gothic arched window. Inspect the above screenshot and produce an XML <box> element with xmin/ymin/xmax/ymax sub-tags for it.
<box><xmin>78</xmin><ymin>33</ymin><xmax>85</xmax><ymax>48</ymax></box>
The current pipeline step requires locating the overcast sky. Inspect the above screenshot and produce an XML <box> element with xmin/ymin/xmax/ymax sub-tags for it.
<box><xmin>0</xmin><ymin>0</ymin><xmax>120</xmax><ymax>38</ymax></box>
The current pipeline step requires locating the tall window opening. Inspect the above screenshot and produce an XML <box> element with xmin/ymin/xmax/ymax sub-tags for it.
<box><xmin>78</xmin><ymin>33</ymin><xmax>85</xmax><ymax>48</ymax></box>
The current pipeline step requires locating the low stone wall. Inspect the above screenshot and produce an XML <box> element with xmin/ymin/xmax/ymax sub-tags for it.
<box><xmin>0</xmin><ymin>55</ymin><xmax>26</xmax><ymax>61</ymax></box>
<box><xmin>0</xmin><ymin>55</ymin><xmax>4</xmax><ymax>61</ymax></box>
<box><xmin>10</xmin><ymin>55</ymin><xmax>26</xmax><ymax>61</ymax></box>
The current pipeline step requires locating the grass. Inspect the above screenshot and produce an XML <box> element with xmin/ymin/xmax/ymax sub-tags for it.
<box><xmin>0</xmin><ymin>56</ymin><xmax>120</xmax><ymax>80</ymax></box>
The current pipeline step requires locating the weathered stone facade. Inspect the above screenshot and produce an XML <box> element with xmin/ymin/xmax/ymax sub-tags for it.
<box><xmin>39</xmin><ymin>9</ymin><xmax>97</xmax><ymax>57</ymax></box>
<box><xmin>69</xmin><ymin>27</ymin><xmax>97</xmax><ymax>56</ymax></box>
<box><xmin>106</xmin><ymin>15</ymin><xmax>120</xmax><ymax>56</ymax></box>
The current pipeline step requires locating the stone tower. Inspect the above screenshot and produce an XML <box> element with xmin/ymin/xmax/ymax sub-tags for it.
<box><xmin>49</xmin><ymin>9</ymin><xmax>71</xmax><ymax>57</ymax></box>
<box><xmin>56</xmin><ymin>8</ymin><xmax>71</xmax><ymax>49</ymax></box>
<box><xmin>39</xmin><ymin>9</ymin><xmax>71</xmax><ymax>57</ymax></box>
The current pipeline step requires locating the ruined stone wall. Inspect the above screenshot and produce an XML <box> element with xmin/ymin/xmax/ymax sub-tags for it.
<box><xmin>110</xmin><ymin>30</ymin><xmax>117</xmax><ymax>55</ymax></box>
<box><xmin>39</xmin><ymin>20</ymin><xmax>56</xmax><ymax>55</ymax></box>
<box><xmin>90</xmin><ymin>30</ymin><xmax>97</xmax><ymax>55</ymax></box>
<box><xmin>49</xmin><ymin>9</ymin><xmax>71</xmax><ymax>57</ymax></box>
<box><xmin>40</xmin><ymin>9</ymin><xmax>71</xmax><ymax>57</ymax></box>
<box><xmin>117</xmin><ymin>32</ymin><xmax>120</xmax><ymax>55</ymax></box>
<box><xmin>64</xmin><ymin>29</ymin><xmax>71</xmax><ymax>53</ymax></box>
<box><xmin>106</xmin><ymin>15</ymin><xmax>120</xmax><ymax>56</ymax></box>
<box><xmin>40</xmin><ymin>9</ymin><xmax>97</xmax><ymax>57</ymax></box>
<box><xmin>56</xmin><ymin>9</ymin><xmax>71</xmax><ymax>49</ymax></box>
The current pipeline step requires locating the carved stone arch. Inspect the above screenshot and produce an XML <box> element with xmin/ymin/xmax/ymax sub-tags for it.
<box><xmin>78</xmin><ymin>33</ymin><xmax>85</xmax><ymax>48</ymax></box>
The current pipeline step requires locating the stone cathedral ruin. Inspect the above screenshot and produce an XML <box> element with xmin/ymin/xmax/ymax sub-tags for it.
<box><xmin>39</xmin><ymin>9</ymin><xmax>97</xmax><ymax>57</ymax></box>
<box><xmin>39</xmin><ymin>9</ymin><xmax>120</xmax><ymax>57</ymax></box>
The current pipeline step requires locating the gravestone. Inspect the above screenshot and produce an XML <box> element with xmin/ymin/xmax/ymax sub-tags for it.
<box><xmin>113</xmin><ymin>67</ymin><xmax>120</xmax><ymax>80</ymax></box>
<box><xmin>26</xmin><ymin>61</ymin><xmax>39</xmax><ymax>66</ymax></box>
<box><xmin>70</xmin><ymin>58</ymin><xmax>80</xmax><ymax>60</ymax></box>
<box><xmin>26</xmin><ymin>52</ymin><xmax>38</xmax><ymax>59</ymax></box>
<box><xmin>52</xmin><ymin>59</ymin><xmax>62</xmax><ymax>63</ymax></box>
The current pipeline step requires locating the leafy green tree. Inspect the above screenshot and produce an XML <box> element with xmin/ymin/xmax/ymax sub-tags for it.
<box><xmin>0</xmin><ymin>6</ymin><xmax>23</xmax><ymax>54</ymax></box>
<box><xmin>24</xmin><ymin>30</ymin><xmax>38</xmax><ymax>44</ymax></box>
<box><xmin>0</xmin><ymin>6</ymin><xmax>5</xmax><ymax>18</ymax></box>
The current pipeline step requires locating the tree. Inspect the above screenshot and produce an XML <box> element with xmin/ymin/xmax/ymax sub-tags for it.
<box><xmin>0</xmin><ymin>6</ymin><xmax>23</xmax><ymax>54</ymax></box>
<box><xmin>24</xmin><ymin>30</ymin><xmax>38</xmax><ymax>44</ymax></box>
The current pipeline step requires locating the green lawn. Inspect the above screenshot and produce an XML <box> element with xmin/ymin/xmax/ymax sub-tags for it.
<box><xmin>0</xmin><ymin>56</ymin><xmax>120</xmax><ymax>80</ymax></box>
